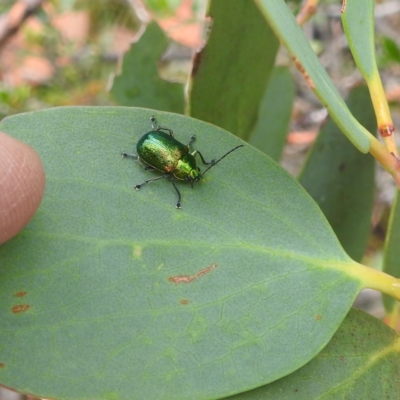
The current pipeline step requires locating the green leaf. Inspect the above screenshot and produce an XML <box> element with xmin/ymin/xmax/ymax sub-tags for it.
<box><xmin>111</xmin><ymin>22</ymin><xmax>185</xmax><ymax>113</ymax></box>
<box><xmin>254</xmin><ymin>0</ymin><xmax>374</xmax><ymax>153</ymax></box>
<box><xmin>0</xmin><ymin>107</ymin><xmax>369</xmax><ymax>399</ymax></box>
<box><xmin>381</xmin><ymin>36</ymin><xmax>400</xmax><ymax>65</ymax></box>
<box><xmin>383</xmin><ymin>190</ymin><xmax>400</xmax><ymax>319</ymax></box>
<box><xmin>341</xmin><ymin>0</ymin><xmax>375</xmax><ymax>79</ymax></box>
<box><xmin>249</xmin><ymin>66</ymin><xmax>294</xmax><ymax>161</ymax></box>
<box><xmin>144</xmin><ymin>0</ymin><xmax>182</xmax><ymax>16</ymax></box>
<box><xmin>225</xmin><ymin>308</ymin><xmax>400</xmax><ymax>399</ymax></box>
<box><xmin>299</xmin><ymin>85</ymin><xmax>376</xmax><ymax>262</ymax></box>
<box><xmin>188</xmin><ymin>0</ymin><xmax>279</xmax><ymax>140</ymax></box>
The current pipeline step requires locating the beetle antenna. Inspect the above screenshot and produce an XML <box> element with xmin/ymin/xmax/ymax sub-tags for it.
<box><xmin>201</xmin><ymin>145</ymin><xmax>244</xmax><ymax>176</ymax></box>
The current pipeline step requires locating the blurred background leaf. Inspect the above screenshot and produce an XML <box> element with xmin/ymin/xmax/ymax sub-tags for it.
<box><xmin>111</xmin><ymin>22</ymin><xmax>185</xmax><ymax>113</ymax></box>
<box><xmin>188</xmin><ymin>0</ymin><xmax>279</xmax><ymax>140</ymax></box>
<box><xmin>248</xmin><ymin>66</ymin><xmax>294</xmax><ymax>161</ymax></box>
<box><xmin>299</xmin><ymin>85</ymin><xmax>376</xmax><ymax>262</ymax></box>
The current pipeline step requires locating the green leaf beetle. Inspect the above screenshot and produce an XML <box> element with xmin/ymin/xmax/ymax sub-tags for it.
<box><xmin>122</xmin><ymin>116</ymin><xmax>244</xmax><ymax>208</ymax></box>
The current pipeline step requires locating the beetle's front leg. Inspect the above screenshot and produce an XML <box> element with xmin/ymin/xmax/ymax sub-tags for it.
<box><xmin>187</xmin><ymin>136</ymin><xmax>215</xmax><ymax>164</ymax></box>
<box><xmin>191</xmin><ymin>150</ymin><xmax>215</xmax><ymax>165</ymax></box>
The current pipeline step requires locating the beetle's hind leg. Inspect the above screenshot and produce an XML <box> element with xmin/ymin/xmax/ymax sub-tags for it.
<box><xmin>191</xmin><ymin>150</ymin><xmax>216</xmax><ymax>165</ymax></box>
<box><xmin>150</xmin><ymin>116</ymin><xmax>174</xmax><ymax>137</ymax></box>
<box><xmin>122</xmin><ymin>153</ymin><xmax>155</xmax><ymax>171</ymax></box>
<box><xmin>138</xmin><ymin>161</ymin><xmax>155</xmax><ymax>171</ymax></box>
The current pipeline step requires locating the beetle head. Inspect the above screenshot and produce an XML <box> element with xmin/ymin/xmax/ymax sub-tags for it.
<box><xmin>186</xmin><ymin>168</ymin><xmax>201</xmax><ymax>188</ymax></box>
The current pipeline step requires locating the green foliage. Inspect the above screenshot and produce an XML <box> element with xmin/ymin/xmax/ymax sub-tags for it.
<box><xmin>299</xmin><ymin>85</ymin><xmax>376</xmax><ymax>262</ymax></box>
<box><xmin>383</xmin><ymin>191</ymin><xmax>400</xmax><ymax>318</ymax></box>
<box><xmin>248</xmin><ymin>66</ymin><xmax>294</xmax><ymax>161</ymax></box>
<box><xmin>341</xmin><ymin>0</ymin><xmax>376</xmax><ymax>79</ymax></box>
<box><xmin>0</xmin><ymin>0</ymin><xmax>14</xmax><ymax>14</ymax></box>
<box><xmin>1</xmin><ymin>0</ymin><xmax>400</xmax><ymax>399</ymax></box>
<box><xmin>0</xmin><ymin>9</ymin><xmax>115</xmax><ymax>116</ymax></box>
<box><xmin>380</xmin><ymin>36</ymin><xmax>400</xmax><ymax>65</ymax></box>
<box><xmin>189</xmin><ymin>0</ymin><xmax>279</xmax><ymax>140</ymax></box>
<box><xmin>0</xmin><ymin>86</ymin><xmax>32</xmax><ymax>120</ymax></box>
<box><xmin>144</xmin><ymin>0</ymin><xmax>182</xmax><ymax>16</ymax></box>
<box><xmin>255</xmin><ymin>0</ymin><xmax>373</xmax><ymax>153</ymax></box>
<box><xmin>111</xmin><ymin>22</ymin><xmax>185</xmax><ymax>113</ymax></box>
<box><xmin>227</xmin><ymin>308</ymin><xmax>400</xmax><ymax>400</ymax></box>
<box><xmin>0</xmin><ymin>107</ymin><xmax>370</xmax><ymax>400</ymax></box>
<box><xmin>80</xmin><ymin>0</ymin><xmax>139</xmax><ymax>35</ymax></box>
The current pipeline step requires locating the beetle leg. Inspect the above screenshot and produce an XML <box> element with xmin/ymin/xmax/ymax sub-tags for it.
<box><xmin>135</xmin><ymin>174</ymin><xmax>169</xmax><ymax>190</ymax></box>
<box><xmin>170</xmin><ymin>178</ymin><xmax>182</xmax><ymax>209</ymax></box>
<box><xmin>123</xmin><ymin>153</ymin><xmax>154</xmax><ymax>170</ymax></box>
<box><xmin>150</xmin><ymin>116</ymin><xmax>174</xmax><ymax>137</ymax></box>
<box><xmin>150</xmin><ymin>116</ymin><xmax>158</xmax><ymax>129</ymax></box>
<box><xmin>158</xmin><ymin>126</ymin><xmax>174</xmax><ymax>137</ymax></box>
<box><xmin>121</xmin><ymin>152</ymin><xmax>138</xmax><ymax>159</ymax></box>
<box><xmin>191</xmin><ymin>150</ymin><xmax>215</xmax><ymax>165</ymax></box>
<box><xmin>187</xmin><ymin>135</ymin><xmax>196</xmax><ymax>148</ymax></box>
<box><xmin>135</xmin><ymin>174</ymin><xmax>182</xmax><ymax>209</ymax></box>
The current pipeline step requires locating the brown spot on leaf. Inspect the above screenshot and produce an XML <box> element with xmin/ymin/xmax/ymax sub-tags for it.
<box><xmin>292</xmin><ymin>56</ymin><xmax>315</xmax><ymax>90</ymax></box>
<box><xmin>0</xmin><ymin>363</ymin><xmax>5</xmax><ymax>368</ymax></box>
<box><xmin>316</xmin><ymin>314</ymin><xmax>322</xmax><ymax>320</ymax></box>
<box><xmin>379</xmin><ymin>124</ymin><xmax>395</xmax><ymax>137</ymax></box>
<box><xmin>169</xmin><ymin>263</ymin><xmax>217</xmax><ymax>284</ymax></box>
<box><xmin>341</xmin><ymin>0</ymin><xmax>347</xmax><ymax>13</ymax></box>
<box><xmin>12</xmin><ymin>304</ymin><xmax>30</xmax><ymax>313</ymax></box>
<box><xmin>338</xmin><ymin>162</ymin><xmax>346</xmax><ymax>171</ymax></box>
<box><xmin>191</xmin><ymin>49</ymin><xmax>203</xmax><ymax>76</ymax></box>
<box><xmin>180</xmin><ymin>299</ymin><xmax>189</xmax><ymax>305</ymax></box>
<box><xmin>14</xmin><ymin>291</ymin><xmax>27</xmax><ymax>298</ymax></box>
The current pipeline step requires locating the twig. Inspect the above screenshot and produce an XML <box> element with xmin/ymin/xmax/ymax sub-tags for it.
<box><xmin>0</xmin><ymin>0</ymin><xmax>45</xmax><ymax>49</ymax></box>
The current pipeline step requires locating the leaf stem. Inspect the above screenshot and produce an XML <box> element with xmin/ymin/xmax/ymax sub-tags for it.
<box><xmin>350</xmin><ymin>263</ymin><xmax>400</xmax><ymax>301</ymax></box>
<box><xmin>369</xmin><ymin>137</ymin><xmax>400</xmax><ymax>186</ymax></box>
<box><xmin>341</xmin><ymin>0</ymin><xmax>399</xmax><ymax>156</ymax></box>
<box><xmin>296</xmin><ymin>0</ymin><xmax>319</xmax><ymax>26</ymax></box>
<box><xmin>368</xmin><ymin>74</ymin><xmax>398</xmax><ymax>155</ymax></box>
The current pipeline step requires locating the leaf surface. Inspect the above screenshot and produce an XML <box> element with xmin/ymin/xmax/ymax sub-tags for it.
<box><xmin>0</xmin><ymin>107</ymin><xmax>366</xmax><ymax>399</ymax></box>
<box><xmin>225</xmin><ymin>308</ymin><xmax>400</xmax><ymax>399</ymax></box>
